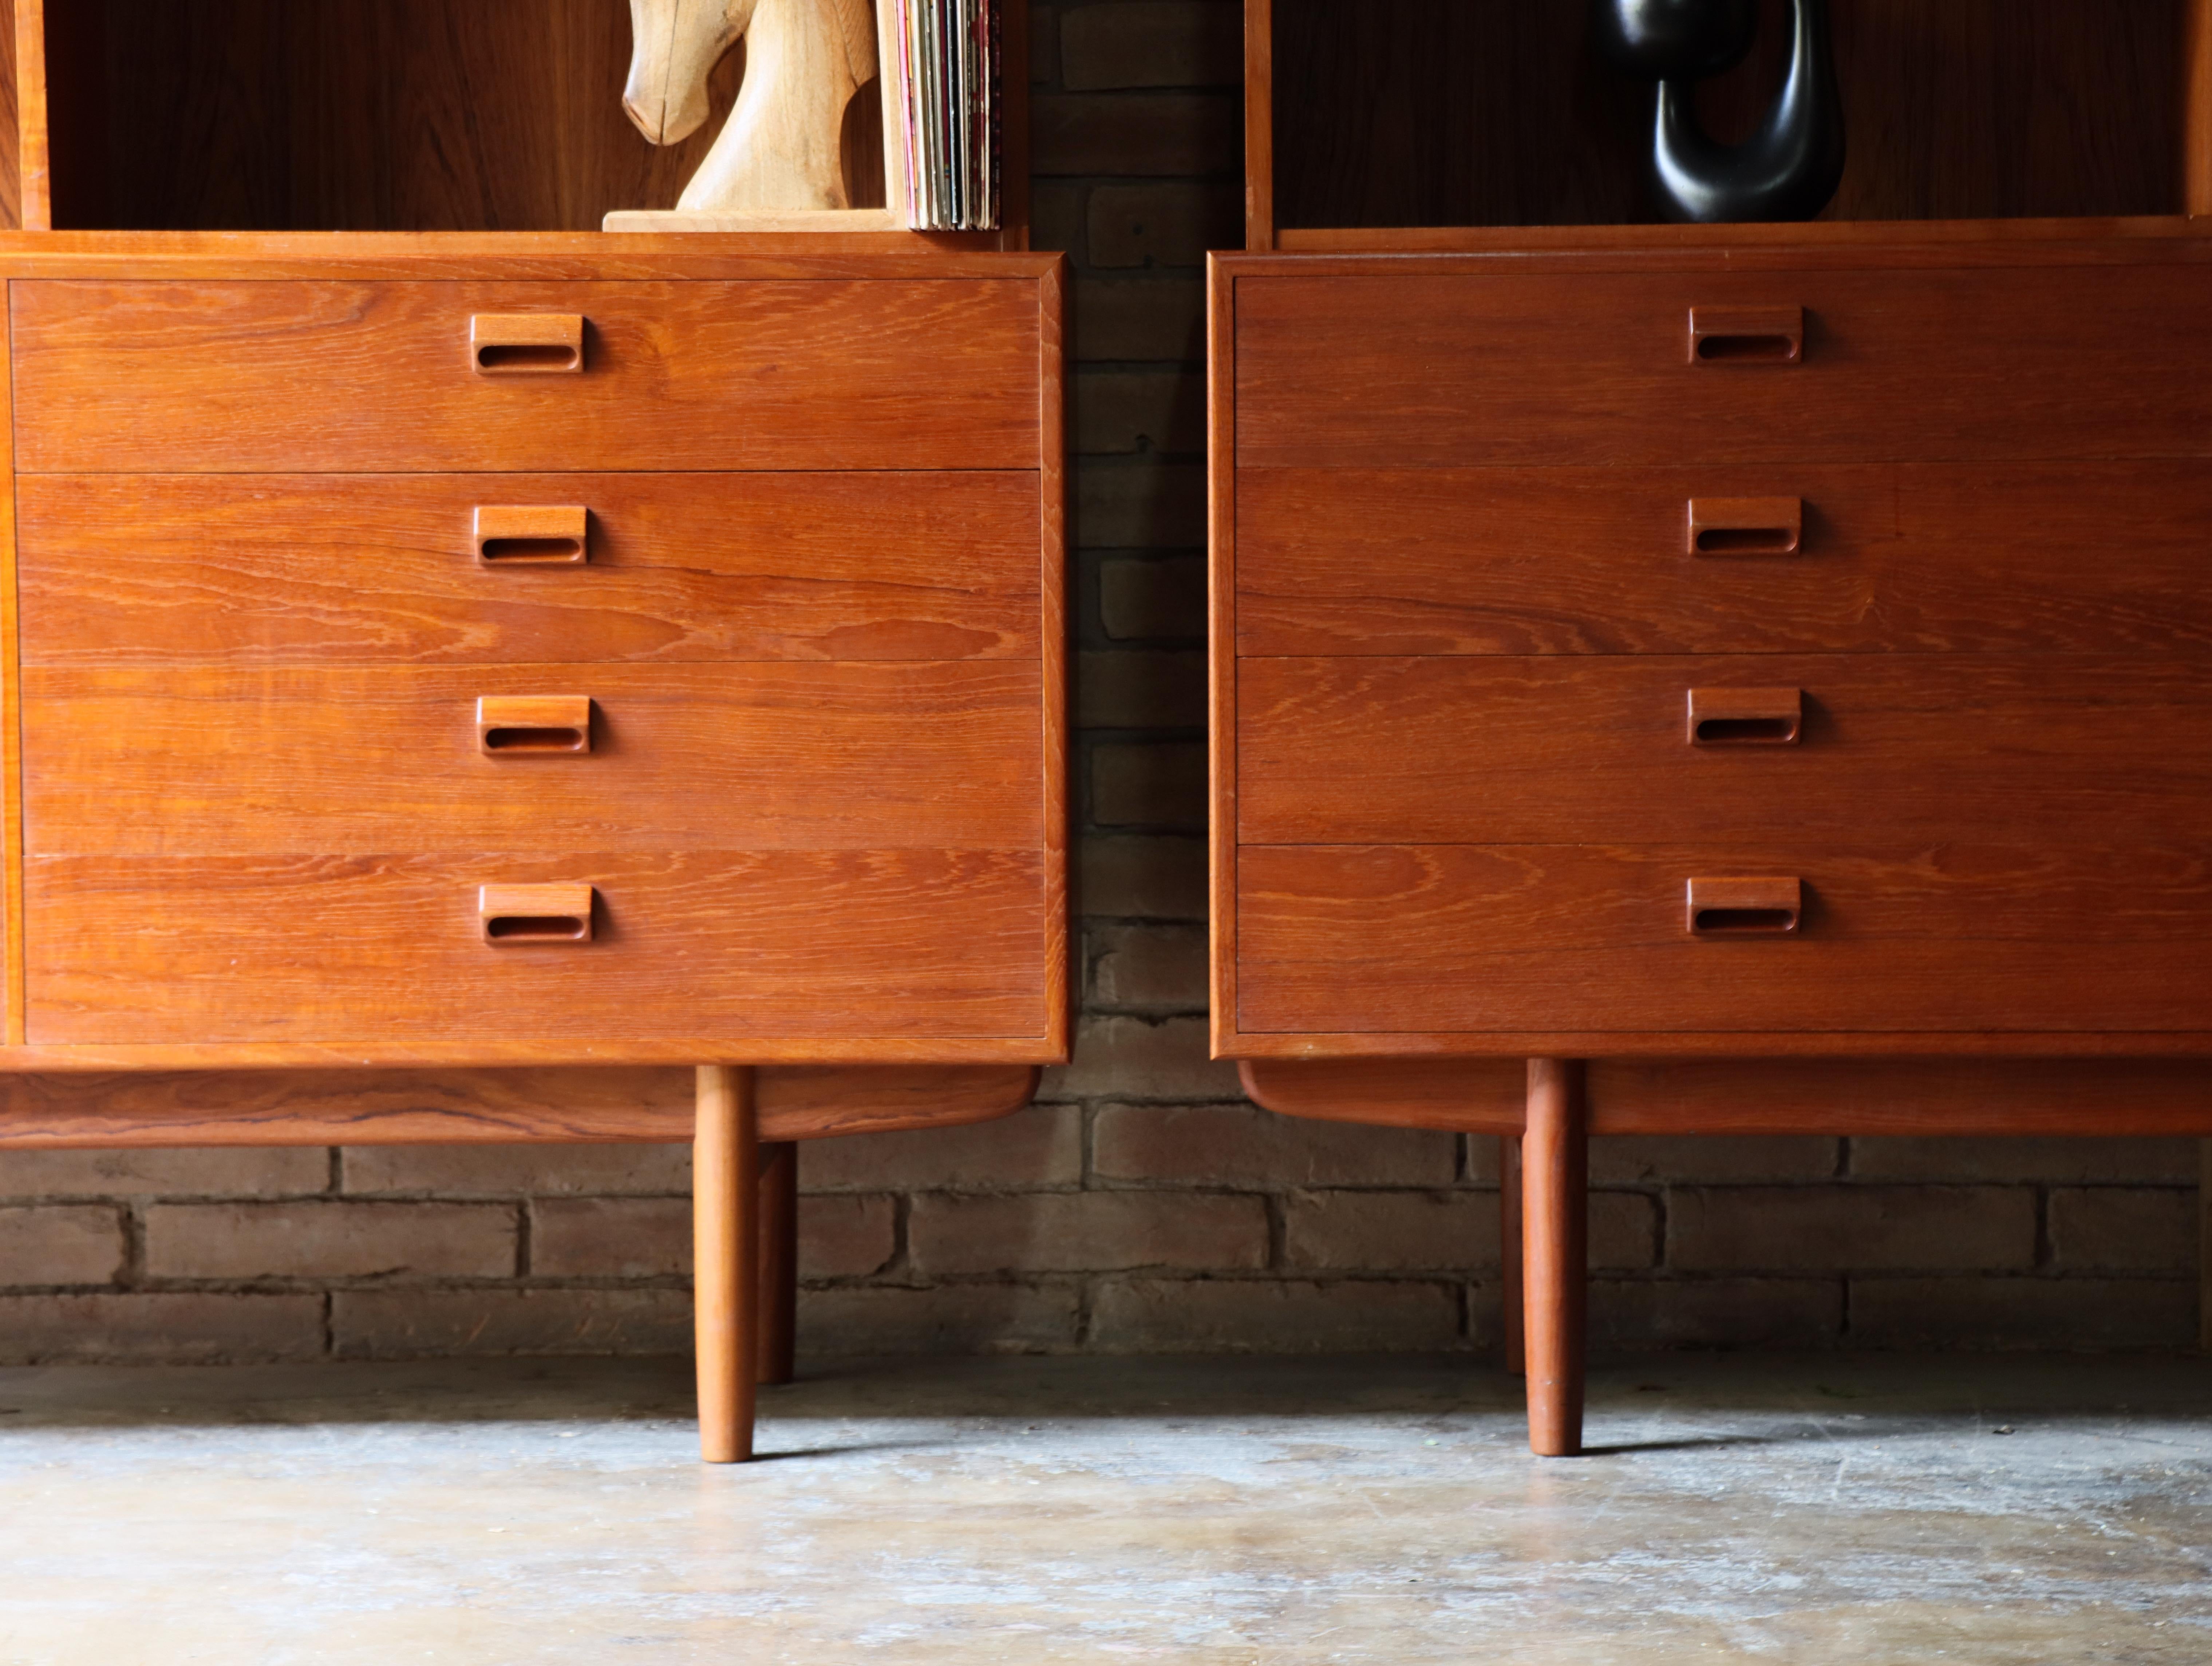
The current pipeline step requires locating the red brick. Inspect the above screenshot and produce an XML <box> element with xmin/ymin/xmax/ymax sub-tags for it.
<box><xmin>0</xmin><ymin>1148</ymin><xmax>327</xmax><ymax>1199</ymax></box>
<box><xmin>1094</xmin><ymin>1102</ymin><xmax>1457</xmax><ymax>1189</ymax></box>
<box><xmin>1079</xmin><ymin>834</ymin><xmax>1207</xmax><ymax>920</ymax></box>
<box><xmin>798</xmin><ymin>1282</ymin><xmax>1081</xmax><ymax>1354</ymax></box>
<box><xmin>1040</xmin><ymin>1016</ymin><xmax>1240</xmax><ymax>1102</ymax></box>
<box><xmin>1089</xmin><ymin>922</ymin><xmax>1208</xmax><ymax>1011</ymax></box>
<box><xmin>1032</xmin><ymin>93</ymin><xmax>1237</xmax><ymax>176</ymax></box>
<box><xmin>1090</xmin><ymin>1277</ymin><xmax>1462</xmax><ymax>1353</ymax></box>
<box><xmin>1086</xmin><ymin>182</ymin><xmax>1242</xmax><ymax>268</ymax></box>
<box><xmin>799</xmin><ymin>1105</ymin><xmax>1081</xmax><ymax>1192</ymax></box>
<box><xmin>1591</xmin><ymin>1137</ymin><xmax>1841</xmax><ymax>1186</ymax></box>
<box><xmin>1090</xmin><ymin>740</ymin><xmax>1205</xmax><ymax>829</ymax></box>
<box><xmin>911</xmin><ymin>1191</ymin><xmax>1267</xmax><ymax>1275</ymax></box>
<box><xmin>1591</xmin><ymin>1278</ymin><xmax>1844</xmax><ymax>1350</ymax></box>
<box><xmin>1849</xmin><ymin>1277</ymin><xmax>2195</xmax><ymax>1349</ymax></box>
<box><xmin>2046</xmin><ymin>1187</ymin><xmax>2196</xmax><ymax>1273</ymax></box>
<box><xmin>0</xmin><ymin>1205</ymin><xmax>125</xmax><ymax>1285</ymax></box>
<box><xmin>342</xmin><ymin>1143</ymin><xmax>688</xmax><ymax>1197</ymax></box>
<box><xmin>798</xmin><ymin>1195</ymin><xmax>899</xmax><ymax>1280</ymax></box>
<box><xmin>1098</xmin><ymin>554</ymin><xmax>1204</xmax><ymax>638</ymax></box>
<box><xmin>1078</xmin><ymin>459</ymin><xmax>1205</xmax><ymax>548</ymax></box>
<box><xmin>1283</xmin><ymin>1189</ymin><xmax>1656</xmax><ymax>1274</ymax></box>
<box><xmin>1060</xmin><ymin>2</ymin><xmax>1242</xmax><ymax>91</ymax></box>
<box><xmin>1668</xmin><ymin>1185</ymin><xmax>2035</xmax><ymax>1274</ymax></box>
<box><xmin>1849</xmin><ymin>1137</ymin><xmax>2199</xmax><ymax>1184</ymax></box>
<box><xmin>333</xmin><ymin>1289</ymin><xmax>689</xmax><ymax>1358</ymax></box>
<box><xmin>1078</xmin><ymin>650</ymin><xmax>1205</xmax><ymax>729</ymax></box>
<box><xmin>1074</xmin><ymin>369</ymin><xmax>1204</xmax><ymax>455</ymax></box>
<box><xmin>1074</xmin><ymin>277</ymin><xmax>1204</xmax><ymax>363</ymax></box>
<box><xmin>0</xmin><ymin>1293</ymin><xmax>325</xmax><ymax>1364</ymax></box>
<box><xmin>145</xmin><ymin>1201</ymin><xmax>517</xmax><ymax>1281</ymax></box>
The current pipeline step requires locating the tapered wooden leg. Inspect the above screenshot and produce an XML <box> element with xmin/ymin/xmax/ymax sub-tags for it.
<box><xmin>695</xmin><ymin>1064</ymin><xmax>760</xmax><ymax>1463</ymax></box>
<box><xmin>1523</xmin><ymin>1058</ymin><xmax>1587</xmax><ymax>1458</ymax></box>
<box><xmin>1501</xmin><ymin>1135</ymin><xmax>1525</xmax><ymax>1376</ymax></box>
<box><xmin>757</xmin><ymin>1140</ymin><xmax>798</xmax><ymax>1386</ymax></box>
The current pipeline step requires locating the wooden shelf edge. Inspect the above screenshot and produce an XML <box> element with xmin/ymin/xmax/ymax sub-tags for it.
<box><xmin>1271</xmin><ymin>215</ymin><xmax>2212</xmax><ymax>254</ymax></box>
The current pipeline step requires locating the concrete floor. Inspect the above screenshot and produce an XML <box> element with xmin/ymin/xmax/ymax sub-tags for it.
<box><xmin>0</xmin><ymin>1355</ymin><xmax>2204</xmax><ymax>1664</ymax></box>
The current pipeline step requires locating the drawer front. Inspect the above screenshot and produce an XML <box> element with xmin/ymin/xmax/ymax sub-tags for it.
<box><xmin>1237</xmin><ymin>843</ymin><xmax>2212</xmax><ymax>1036</ymax></box>
<box><xmin>19</xmin><ymin>473</ymin><xmax>1042</xmax><ymax>665</ymax></box>
<box><xmin>25</xmin><ymin>665</ymin><xmax>1042</xmax><ymax>854</ymax></box>
<box><xmin>25</xmin><ymin>851</ymin><xmax>1049</xmax><ymax>1045</ymax></box>
<box><xmin>1235</xmin><ymin>461</ymin><xmax>2212</xmax><ymax>657</ymax></box>
<box><xmin>1234</xmin><ymin>263</ymin><xmax>2212</xmax><ymax>468</ymax></box>
<box><xmin>13</xmin><ymin>281</ymin><xmax>1040</xmax><ymax>472</ymax></box>
<box><xmin>1238</xmin><ymin>655</ymin><xmax>2212</xmax><ymax>846</ymax></box>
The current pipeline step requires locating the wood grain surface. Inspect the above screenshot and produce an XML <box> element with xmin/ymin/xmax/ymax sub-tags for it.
<box><xmin>27</xmin><ymin>850</ymin><xmax>1048</xmax><ymax>1045</ymax></box>
<box><xmin>13</xmin><ymin>279</ymin><xmax>1040</xmax><ymax>472</ymax></box>
<box><xmin>1238</xmin><ymin>1056</ymin><xmax>2212</xmax><ymax>1136</ymax></box>
<box><xmin>1233</xmin><ymin>262</ymin><xmax>2212</xmax><ymax>468</ymax></box>
<box><xmin>1237</xmin><ymin>655</ymin><xmax>2212</xmax><ymax>846</ymax></box>
<box><xmin>1235</xmin><ymin>461</ymin><xmax>2212</xmax><ymax>656</ymax></box>
<box><xmin>17</xmin><ymin>472</ymin><xmax>1042</xmax><ymax>664</ymax></box>
<box><xmin>24</xmin><ymin>663</ymin><xmax>1042</xmax><ymax>854</ymax></box>
<box><xmin>1236</xmin><ymin>842</ymin><xmax>2212</xmax><ymax>1037</ymax></box>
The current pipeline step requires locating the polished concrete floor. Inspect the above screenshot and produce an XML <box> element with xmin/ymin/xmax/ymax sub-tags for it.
<box><xmin>0</xmin><ymin>1353</ymin><xmax>2204</xmax><ymax>1664</ymax></box>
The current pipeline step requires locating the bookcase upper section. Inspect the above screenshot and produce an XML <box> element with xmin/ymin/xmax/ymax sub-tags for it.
<box><xmin>3</xmin><ymin>0</ymin><xmax>1027</xmax><ymax>246</ymax></box>
<box><xmin>1246</xmin><ymin>0</ymin><xmax>2212</xmax><ymax>250</ymax></box>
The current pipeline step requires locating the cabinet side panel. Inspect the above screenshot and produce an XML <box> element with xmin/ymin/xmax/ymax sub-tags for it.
<box><xmin>0</xmin><ymin>278</ymin><xmax>16</xmax><ymax>1045</ymax></box>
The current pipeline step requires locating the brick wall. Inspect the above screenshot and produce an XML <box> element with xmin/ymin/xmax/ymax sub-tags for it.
<box><xmin>0</xmin><ymin>0</ymin><xmax>2200</xmax><ymax>1362</ymax></box>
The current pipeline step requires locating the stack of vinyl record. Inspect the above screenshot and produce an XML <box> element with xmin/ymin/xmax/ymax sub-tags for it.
<box><xmin>889</xmin><ymin>0</ymin><xmax>999</xmax><ymax>231</ymax></box>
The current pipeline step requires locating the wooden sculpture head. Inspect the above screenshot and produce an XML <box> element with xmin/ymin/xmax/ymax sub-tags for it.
<box><xmin>624</xmin><ymin>0</ymin><xmax>877</xmax><ymax>213</ymax></box>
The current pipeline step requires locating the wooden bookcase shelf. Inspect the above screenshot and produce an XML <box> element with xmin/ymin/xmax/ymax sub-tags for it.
<box><xmin>5</xmin><ymin>0</ymin><xmax>1027</xmax><ymax>246</ymax></box>
<box><xmin>1247</xmin><ymin>0</ymin><xmax>2212</xmax><ymax>249</ymax></box>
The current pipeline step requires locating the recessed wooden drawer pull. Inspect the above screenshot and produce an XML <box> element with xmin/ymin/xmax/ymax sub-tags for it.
<box><xmin>1687</xmin><ymin>687</ymin><xmax>1803</xmax><ymax>746</ymax></box>
<box><xmin>1687</xmin><ymin>305</ymin><xmax>1804</xmax><ymax>364</ymax></box>
<box><xmin>470</xmin><ymin>314</ymin><xmax>584</xmax><ymax>375</ymax></box>
<box><xmin>474</xmin><ymin>506</ymin><xmax>589</xmax><ymax>565</ymax></box>
<box><xmin>1687</xmin><ymin>496</ymin><xmax>1803</xmax><ymax>555</ymax></box>
<box><xmin>480</xmin><ymin>883</ymin><xmax>596</xmax><ymax>944</ymax></box>
<box><xmin>476</xmin><ymin>695</ymin><xmax>592</xmax><ymax>755</ymax></box>
<box><xmin>1686</xmin><ymin>876</ymin><xmax>1802</xmax><ymax>937</ymax></box>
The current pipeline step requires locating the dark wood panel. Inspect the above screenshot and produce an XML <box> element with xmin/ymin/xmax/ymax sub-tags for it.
<box><xmin>1234</xmin><ymin>462</ymin><xmax>2212</xmax><ymax>657</ymax></box>
<box><xmin>0</xmin><ymin>1064</ymin><xmax>1040</xmax><ymax>1145</ymax></box>
<box><xmin>1239</xmin><ymin>656</ymin><xmax>2212</xmax><ymax>846</ymax></box>
<box><xmin>1233</xmin><ymin>262</ymin><xmax>2212</xmax><ymax>468</ymax></box>
<box><xmin>1269</xmin><ymin>0</ymin><xmax>2183</xmax><ymax>231</ymax></box>
<box><xmin>24</xmin><ymin>663</ymin><xmax>1042</xmax><ymax>855</ymax></box>
<box><xmin>1237</xmin><ymin>1056</ymin><xmax>2212</xmax><ymax>1136</ymax></box>
<box><xmin>1237</xmin><ymin>842</ymin><xmax>2212</xmax><ymax>1035</ymax></box>
<box><xmin>13</xmin><ymin>280</ymin><xmax>1040</xmax><ymax>472</ymax></box>
<box><xmin>27</xmin><ymin>850</ymin><xmax>1049</xmax><ymax>1045</ymax></box>
<box><xmin>18</xmin><ymin>472</ymin><xmax>1040</xmax><ymax>665</ymax></box>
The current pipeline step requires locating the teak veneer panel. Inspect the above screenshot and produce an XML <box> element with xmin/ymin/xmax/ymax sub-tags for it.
<box><xmin>12</xmin><ymin>279</ymin><xmax>1040</xmax><ymax>472</ymax></box>
<box><xmin>1236</xmin><ymin>462</ymin><xmax>2212</xmax><ymax>657</ymax></box>
<box><xmin>17</xmin><ymin>472</ymin><xmax>1042</xmax><ymax>664</ymax></box>
<box><xmin>1237</xmin><ymin>842</ymin><xmax>2212</xmax><ymax>1038</ymax></box>
<box><xmin>0</xmin><ymin>1064</ymin><xmax>1042</xmax><ymax>1145</ymax></box>
<box><xmin>1239</xmin><ymin>656</ymin><xmax>2212</xmax><ymax>847</ymax></box>
<box><xmin>1234</xmin><ymin>262</ymin><xmax>2212</xmax><ymax>469</ymax></box>
<box><xmin>24</xmin><ymin>664</ymin><xmax>1042</xmax><ymax>854</ymax></box>
<box><xmin>28</xmin><ymin>850</ymin><xmax>1048</xmax><ymax>1047</ymax></box>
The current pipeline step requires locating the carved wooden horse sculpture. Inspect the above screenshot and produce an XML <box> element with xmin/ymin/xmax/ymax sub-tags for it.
<box><xmin>624</xmin><ymin>0</ymin><xmax>877</xmax><ymax>212</ymax></box>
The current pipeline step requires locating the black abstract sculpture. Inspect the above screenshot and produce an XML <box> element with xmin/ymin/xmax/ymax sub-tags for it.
<box><xmin>1593</xmin><ymin>0</ymin><xmax>1846</xmax><ymax>223</ymax></box>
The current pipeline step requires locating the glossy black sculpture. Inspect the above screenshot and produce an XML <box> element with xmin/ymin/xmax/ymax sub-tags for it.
<box><xmin>1593</xmin><ymin>0</ymin><xmax>1846</xmax><ymax>223</ymax></box>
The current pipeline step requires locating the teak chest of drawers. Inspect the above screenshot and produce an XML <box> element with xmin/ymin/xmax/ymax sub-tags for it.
<box><xmin>0</xmin><ymin>236</ymin><xmax>1068</xmax><ymax>1460</ymax></box>
<box><xmin>1210</xmin><ymin>224</ymin><xmax>2212</xmax><ymax>1454</ymax></box>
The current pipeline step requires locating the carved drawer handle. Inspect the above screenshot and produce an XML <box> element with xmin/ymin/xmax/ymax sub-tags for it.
<box><xmin>470</xmin><ymin>314</ymin><xmax>584</xmax><ymax>374</ymax></box>
<box><xmin>1688</xmin><ymin>305</ymin><xmax>1804</xmax><ymax>364</ymax></box>
<box><xmin>475</xmin><ymin>506</ymin><xmax>589</xmax><ymax>565</ymax></box>
<box><xmin>477</xmin><ymin>696</ymin><xmax>592</xmax><ymax>755</ymax></box>
<box><xmin>1687</xmin><ymin>687</ymin><xmax>1802</xmax><ymax>747</ymax></box>
<box><xmin>481</xmin><ymin>883</ymin><xmax>596</xmax><ymax>944</ymax></box>
<box><xmin>1687</xmin><ymin>876</ymin><xmax>1802</xmax><ymax>937</ymax></box>
<box><xmin>1688</xmin><ymin>496</ymin><xmax>1803</xmax><ymax>555</ymax></box>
